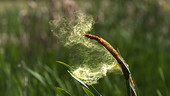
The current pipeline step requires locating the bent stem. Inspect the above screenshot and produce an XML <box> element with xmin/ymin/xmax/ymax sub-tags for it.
<box><xmin>84</xmin><ymin>34</ymin><xmax>137</xmax><ymax>96</ymax></box>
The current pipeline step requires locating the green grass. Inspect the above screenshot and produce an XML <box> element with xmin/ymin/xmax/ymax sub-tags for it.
<box><xmin>0</xmin><ymin>0</ymin><xmax>170</xmax><ymax>96</ymax></box>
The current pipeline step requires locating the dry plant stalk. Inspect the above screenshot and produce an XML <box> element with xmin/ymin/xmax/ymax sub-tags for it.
<box><xmin>84</xmin><ymin>34</ymin><xmax>136</xmax><ymax>96</ymax></box>
<box><xmin>49</xmin><ymin>0</ymin><xmax>59</xmax><ymax>20</ymax></box>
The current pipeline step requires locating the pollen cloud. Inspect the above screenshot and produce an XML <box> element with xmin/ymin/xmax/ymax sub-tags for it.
<box><xmin>50</xmin><ymin>12</ymin><xmax>121</xmax><ymax>85</ymax></box>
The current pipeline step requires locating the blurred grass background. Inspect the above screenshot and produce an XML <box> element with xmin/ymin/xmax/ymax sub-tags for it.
<box><xmin>0</xmin><ymin>0</ymin><xmax>170</xmax><ymax>96</ymax></box>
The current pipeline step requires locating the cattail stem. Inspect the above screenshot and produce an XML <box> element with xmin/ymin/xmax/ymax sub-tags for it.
<box><xmin>84</xmin><ymin>34</ymin><xmax>136</xmax><ymax>96</ymax></box>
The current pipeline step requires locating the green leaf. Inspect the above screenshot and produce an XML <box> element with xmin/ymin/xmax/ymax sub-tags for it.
<box><xmin>118</xmin><ymin>54</ymin><xmax>130</xmax><ymax>74</ymax></box>
<box><xmin>82</xmin><ymin>86</ymin><xmax>94</xmax><ymax>96</ymax></box>
<box><xmin>129</xmin><ymin>80</ymin><xmax>137</xmax><ymax>96</ymax></box>
<box><xmin>25</xmin><ymin>67</ymin><xmax>46</xmax><ymax>86</ymax></box>
<box><xmin>55</xmin><ymin>87</ymin><xmax>72</xmax><ymax>96</ymax></box>
<box><xmin>56</xmin><ymin>61</ymin><xmax>74</xmax><ymax>71</ymax></box>
<box><xmin>68</xmin><ymin>70</ymin><xmax>89</xmax><ymax>89</ymax></box>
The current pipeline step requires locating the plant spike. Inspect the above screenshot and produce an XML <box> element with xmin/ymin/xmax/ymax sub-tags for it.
<box><xmin>84</xmin><ymin>34</ymin><xmax>137</xmax><ymax>96</ymax></box>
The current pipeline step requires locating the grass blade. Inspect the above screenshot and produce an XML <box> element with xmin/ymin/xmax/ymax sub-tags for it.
<box><xmin>55</xmin><ymin>87</ymin><xmax>72</xmax><ymax>96</ymax></box>
<box><xmin>56</xmin><ymin>61</ymin><xmax>74</xmax><ymax>71</ymax></box>
<box><xmin>25</xmin><ymin>67</ymin><xmax>46</xmax><ymax>86</ymax></box>
<box><xmin>82</xmin><ymin>86</ymin><xmax>94</xmax><ymax>96</ymax></box>
<box><xmin>67</xmin><ymin>70</ymin><xmax>89</xmax><ymax>89</ymax></box>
